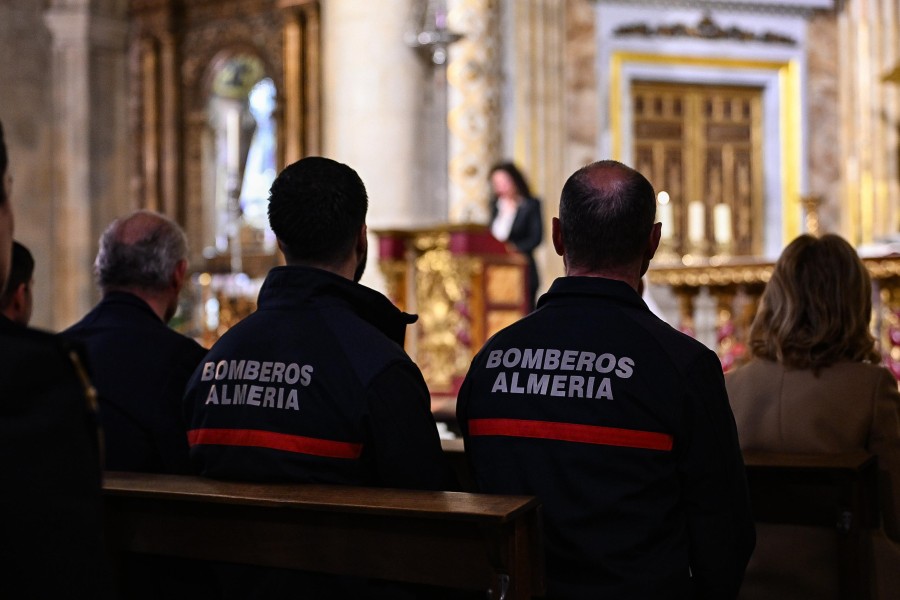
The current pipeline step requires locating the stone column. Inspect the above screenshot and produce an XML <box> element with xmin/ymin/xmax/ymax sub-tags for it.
<box><xmin>505</xmin><ymin>0</ymin><xmax>566</xmax><ymax>289</ymax></box>
<box><xmin>44</xmin><ymin>2</ymin><xmax>130</xmax><ymax>329</ymax></box>
<box><xmin>322</xmin><ymin>0</ymin><xmax>425</xmax><ymax>229</ymax></box>
<box><xmin>322</xmin><ymin>0</ymin><xmax>428</xmax><ymax>293</ymax></box>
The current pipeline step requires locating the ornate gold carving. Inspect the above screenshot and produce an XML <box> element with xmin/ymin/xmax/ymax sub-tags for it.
<box><xmin>378</xmin><ymin>259</ymin><xmax>408</xmax><ymax>313</ymax></box>
<box><xmin>485</xmin><ymin>264</ymin><xmax>524</xmax><ymax>305</ymax></box>
<box><xmin>486</xmin><ymin>310</ymin><xmax>523</xmax><ymax>339</ymax></box>
<box><xmin>446</xmin><ymin>0</ymin><xmax>501</xmax><ymax>222</ymax></box>
<box><xmin>615</xmin><ymin>13</ymin><xmax>796</xmax><ymax>46</ymax></box>
<box><xmin>413</xmin><ymin>233</ymin><xmax>477</xmax><ymax>393</ymax></box>
<box><xmin>632</xmin><ymin>81</ymin><xmax>763</xmax><ymax>257</ymax></box>
<box><xmin>611</xmin><ymin>53</ymin><xmax>802</xmax><ymax>246</ymax></box>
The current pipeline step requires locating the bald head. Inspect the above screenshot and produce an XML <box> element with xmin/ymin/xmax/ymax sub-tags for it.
<box><xmin>95</xmin><ymin>210</ymin><xmax>187</xmax><ymax>293</ymax></box>
<box><xmin>557</xmin><ymin>160</ymin><xmax>657</xmax><ymax>275</ymax></box>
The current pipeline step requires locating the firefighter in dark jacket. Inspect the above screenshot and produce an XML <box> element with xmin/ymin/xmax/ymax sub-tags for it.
<box><xmin>184</xmin><ymin>156</ymin><xmax>455</xmax><ymax>491</ymax></box>
<box><xmin>457</xmin><ymin>160</ymin><xmax>755</xmax><ymax>600</ymax></box>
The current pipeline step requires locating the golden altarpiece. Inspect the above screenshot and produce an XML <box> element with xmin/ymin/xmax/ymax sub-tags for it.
<box><xmin>629</xmin><ymin>73</ymin><xmax>900</xmax><ymax>379</ymax></box>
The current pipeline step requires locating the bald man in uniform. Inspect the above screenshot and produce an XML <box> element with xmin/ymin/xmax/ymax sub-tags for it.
<box><xmin>458</xmin><ymin>160</ymin><xmax>755</xmax><ymax>600</ymax></box>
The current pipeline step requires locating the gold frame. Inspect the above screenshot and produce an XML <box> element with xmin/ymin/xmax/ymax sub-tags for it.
<box><xmin>610</xmin><ymin>52</ymin><xmax>802</xmax><ymax>248</ymax></box>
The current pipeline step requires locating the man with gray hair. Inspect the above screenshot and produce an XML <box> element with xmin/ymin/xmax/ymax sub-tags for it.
<box><xmin>64</xmin><ymin>209</ymin><xmax>207</xmax><ymax>474</ymax></box>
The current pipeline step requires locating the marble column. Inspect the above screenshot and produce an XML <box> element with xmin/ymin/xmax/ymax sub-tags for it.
<box><xmin>44</xmin><ymin>2</ymin><xmax>130</xmax><ymax>329</ymax></box>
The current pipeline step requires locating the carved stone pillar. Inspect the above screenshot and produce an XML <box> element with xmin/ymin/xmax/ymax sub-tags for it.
<box><xmin>446</xmin><ymin>0</ymin><xmax>501</xmax><ymax>223</ymax></box>
<box><xmin>44</xmin><ymin>3</ymin><xmax>129</xmax><ymax>328</ymax></box>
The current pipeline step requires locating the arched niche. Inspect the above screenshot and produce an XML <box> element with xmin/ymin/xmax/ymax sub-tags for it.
<box><xmin>129</xmin><ymin>0</ymin><xmax>322</xmax><ymax>342</ymax></box>
<box><xmin>199</xmin><ymin>49</ymin><xmax>281</xmax><ymax>276</ymax></box>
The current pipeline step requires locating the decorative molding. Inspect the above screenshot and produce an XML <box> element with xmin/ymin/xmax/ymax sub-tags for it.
<box><xmin>615</xmin><ymin>12</ymin><xmax>796</xmax><ymax>45</ymax></box>
<box><xmin>593</xmin><ymin>0</ymin><xmax>834</xmax><ymax>16</ymax></box>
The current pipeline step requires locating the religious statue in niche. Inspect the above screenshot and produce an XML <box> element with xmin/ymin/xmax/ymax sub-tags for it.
<box><xmin>206</xmin><ymin>53</ymin><xmax>279</xmax><ymax>273</ymax></box>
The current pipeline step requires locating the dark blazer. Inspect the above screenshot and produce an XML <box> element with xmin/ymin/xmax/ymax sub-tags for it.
<box><xmin>0</xmin><ymin>317</ymin><xmax>112</xmax><ymax>597</ymax></box>
<box><xmin>64</xmin><ymin>291</ymin><xmax>207</xmax><ymax>474</ymax></box>
<box><xmin>490</xmin><ymin>196</ymin><xmax>543</xmax><ymax>310</ymax></box>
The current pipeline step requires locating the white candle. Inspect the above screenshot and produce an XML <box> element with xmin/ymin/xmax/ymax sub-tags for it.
<box><xmin>713</xmin><ymin>203</ymin><xmax>732</xmax><ymax>244</ymax></box>
<box><xmin>687</xmin><ymin>201</ymin><xmax>705</xmax><ymax>243</ymax></box>
<box><xmin>657</xmin><ymin>192</ymin><xmax>674</xmax><ymax>241</ymax></box>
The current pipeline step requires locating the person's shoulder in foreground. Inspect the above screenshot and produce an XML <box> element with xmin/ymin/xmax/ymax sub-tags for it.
<box><xmin>0</xmin><ymin>119</ymin><xmax>112</xmax><ymax>597</ymax></box>
<box><xmin>458</xmin><ymin>159</ymin><xmax>754</xmax><ymax>600</ymax></box>
<box><xmin>185</xmin><ymin>156</ymin><xmax>456</xmax><ymax>491</ymax></box>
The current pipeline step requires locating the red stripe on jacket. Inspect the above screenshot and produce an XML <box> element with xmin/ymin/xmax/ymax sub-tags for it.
<box><xmin>467</xmin><ymin>418</ymin><xmax>673</xmax><ymax>452</ymax></box>
<box><xmin>187</xmin><ymin>428</ymin><xmax>363</xmax><ymax>459</ymax></box>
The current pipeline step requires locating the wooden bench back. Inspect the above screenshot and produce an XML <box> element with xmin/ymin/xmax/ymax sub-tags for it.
<box><xmin>102</xmin><ymin>471</ymin><xmax>545</xmax><ymax>599</ymax></box>
<box><xmin>743</xmin><ymin>451</ymin><xmax>879</xmax><ymax>600</ymax></box>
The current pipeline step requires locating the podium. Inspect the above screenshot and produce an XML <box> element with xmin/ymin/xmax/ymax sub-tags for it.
<box><xmin>375</xmin><ymin>224</ymin><xmax>530</xmax><ymax>417</ymax></box>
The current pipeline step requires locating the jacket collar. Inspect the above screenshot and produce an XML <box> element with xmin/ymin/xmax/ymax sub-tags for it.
<box><xmin>537</xmin><ymin>276</ymin><xmax>647</xmax><ymax>311</ymax></box>
<box><xmin>99</xmin><ymin>291</ymin><xmax>164</xmax><ymax>322</ymax></box>
<box><xmin>258</xmin><ymin>266</ymin><xmax>417</xmax><ymax>347</ymax></box>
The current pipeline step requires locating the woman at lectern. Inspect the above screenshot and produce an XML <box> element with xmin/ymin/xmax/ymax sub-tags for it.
<box><xmin>488</xmin><ymin>162</ymin><xmax>543</xmax><ymax>311</ymax></box>
<box><xmin>725</xmin><ymin>233</ymin><xmax>900</xmax><ymax>600</ymax></box>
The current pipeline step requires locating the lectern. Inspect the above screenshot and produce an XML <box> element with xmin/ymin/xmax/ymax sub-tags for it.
<box><xmin>376</xmin><ymin>224</ymin><xmax>529</xmax><ymax>417</ymax></box>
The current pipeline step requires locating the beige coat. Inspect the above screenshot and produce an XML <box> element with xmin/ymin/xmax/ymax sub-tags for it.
<box><xmin>726</xmin><ymin>359</ymin><xmax>900</xmax><ymax>600</ymax></box>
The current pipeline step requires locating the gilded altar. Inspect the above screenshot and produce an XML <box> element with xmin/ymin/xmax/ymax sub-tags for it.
<box><xmin>647</xmin><ymin>255</ymin><xmax>900</xmax><ymax>378</ymax></box>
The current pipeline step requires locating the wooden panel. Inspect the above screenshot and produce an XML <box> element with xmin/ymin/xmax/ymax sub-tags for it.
<box><xmin>632</xmin><ymin>81</ymin><xmax>763</xmax><ymax>256</ymax></box>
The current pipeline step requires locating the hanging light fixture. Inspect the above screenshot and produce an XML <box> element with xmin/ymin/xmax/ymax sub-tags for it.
<box><xmin>404</xmin><ymin>0</ymin><xmax>463</xmax><ymax>65</ymax></box>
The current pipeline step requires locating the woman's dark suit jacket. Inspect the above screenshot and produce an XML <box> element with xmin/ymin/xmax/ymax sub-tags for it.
<box><xmin>490</xmin><ymin>196</ymin><xmax>543</xmax><ymax>311</ymax></box>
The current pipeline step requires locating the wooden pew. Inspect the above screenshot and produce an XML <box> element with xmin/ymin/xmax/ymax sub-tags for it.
<box><xmin>742</xmin><ymin>451</ymin><xmax>880</xmax><ymax>600</ymax></box>
<box><xmin>102</xmin><ymin>471</ymin><xmax>545</xmax><ymax>599</ymax></box>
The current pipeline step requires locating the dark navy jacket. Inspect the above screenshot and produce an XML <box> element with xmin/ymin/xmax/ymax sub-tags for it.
<box><xmin>184</xmin><ymin>266</ymin><xmax>456</xmax><ymax>491</ymax></box>
<box><xmin>0</xmin><ymin>318</ymin><xmax>112</xmax><ymax>597</ymax></box>
<box><xmin>64</xmin><ymin>291</ymin><xmax>207</xmax><ymax>473</ymax></box>
<box><xmin>457</xmin><ymin>276</ymin><xmax>755</xmax><ymax>600</ymax></box>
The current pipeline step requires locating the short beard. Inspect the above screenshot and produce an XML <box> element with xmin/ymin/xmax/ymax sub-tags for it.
<box><xmin>353</xmin><ymin>249</ymin><xmax>367</xmax><ymax>283</ymax></box>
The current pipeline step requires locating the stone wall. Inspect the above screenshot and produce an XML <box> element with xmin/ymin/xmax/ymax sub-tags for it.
<box><xmin>0</xmin><ymin>2</ymin><xmax>57</xmax><ymax>328</ymax></box>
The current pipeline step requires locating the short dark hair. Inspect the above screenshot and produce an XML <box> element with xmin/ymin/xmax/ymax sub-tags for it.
<box><xmin>267</xmin><ymin>156</ymin><xmax>368</xmax><ymax>265</ymax></box>
<box><xmin>0</xmin><ymin>241</ymin><xmax>34</xmax><ymax>306</ymax></box>
<box><xmin>489</xmin><ymin>162</ymin><xmax>533</xmax><ymax>199</ymax></box>
<box><xmin>0</xmin><ymin>120</ymin><xmax>7</xmax><ymax>204</ymax></box>
<box><xmin>559</xmin><ymin>160</ymin><xmax>656</xmax><ymax>271</ymax></box>
<box><xmin>95</xmin><ymin>210</ymin><xmax>187</xmax><ymax>292</ymax></box>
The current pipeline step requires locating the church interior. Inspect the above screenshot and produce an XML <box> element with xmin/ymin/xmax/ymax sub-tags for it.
<box><xmin>6</xmin><ymin>2</ymin><xmax>900</xmax><ymax>598</ymax></box>
<box><xmin>1</xmin><ymin>0</ymin><xmax>899</xmax><ymax>402</ymax></box>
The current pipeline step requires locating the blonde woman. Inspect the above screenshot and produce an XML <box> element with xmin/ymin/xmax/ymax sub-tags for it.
<box><xmin>726</xmin><ymin>233</ymin><xmax>900</xmax><ymax>599</ymax></box>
